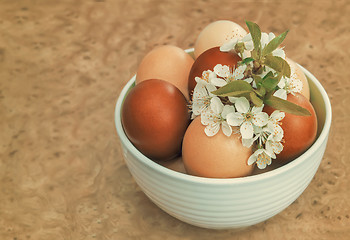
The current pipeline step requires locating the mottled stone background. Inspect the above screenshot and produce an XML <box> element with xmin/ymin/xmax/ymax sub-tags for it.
<box><xmin>0</xmin><ymin>0</ymin><xmax>349</xmax><ymax>239</ymax></box>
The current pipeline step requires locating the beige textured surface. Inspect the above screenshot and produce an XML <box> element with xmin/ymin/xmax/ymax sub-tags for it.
<box><xmin>0</xmin><ymin>0</ymin><xmax>349</xmax><ymax>239</ymax></box>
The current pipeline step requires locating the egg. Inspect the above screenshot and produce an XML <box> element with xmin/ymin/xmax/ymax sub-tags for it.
<box><xmin>264</xmin><ymin>93</ymin><xmax>317</xmax><ymax>163</ymax></box>
<box><xmin>286</xmin><ymin>58</ymin><xmax>310</xmax><ymax>100</ymax></box>
<box><xmin>136</xmin><ymin>45</ymin><xmax>194</xmax><ymax>101</ymax></box>
<box><xmin>122</xmin><ymin>79</ymin><xmax>190</xmax><ymax>161</ymax></box>
<box><xmin>188</xmin><ymin>47</ymin><xmax>241</xmax><ymax>98</ymax></box>
<box><xmin>182</xmin><ymin>117</ymin><xmax>254</xmax><ymax>178</ymax></box>
<box><xmin>194</xmin><ymin>20</ymin><xmax>247</xmax><ymax>59</ymax></box>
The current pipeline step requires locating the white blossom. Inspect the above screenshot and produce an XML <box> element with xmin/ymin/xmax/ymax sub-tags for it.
<box><xmin>261</xmin><ymin>32</ymin><xmax>286</xmax><ymax>59</ymax></box>
<box><xmin>220</xmin><ymin>34</ymin><xmax>254</xmax><ymax>58</ymax></box>
<box><xmin>242</xmin><ymin>32</ymin><xmax>286</xmax><ymax>59</ymax></box>
<box><xmin>220</xmin><ymin>37</ymin><xmax>239</xmax><ymax>52</ymax></box>
<box><xmin>247</xmin><ymin>148</ymin><xmax>275</xmax><ymax>169</ymax></box>
<box><xmin>191</xmin><ymin>70</ymin><xmax>218</xmax><ymax>119</ymax></box>
<box><xmin>226</xmin><ymin>97</ymin><xmax>269</xmax><ymax>140</ymax></box>
<box><xmin>267</xmin><ymin>110</ymin><xmax>285</xmax><ymax>141</ymax></box>
<box><xmin>273</xmin><ymin>75</ymin><xmax>303</xmax><ymax>100</ymax></box>
<box><xmin>195</xmin><ymin>70</ymin><xmax>217</xmax><ymax>86</ymax></box>
<box><xmin>201</xmin><ymin>97</ymin><xmax>235</xmax><ymax>137</ymax></box>
<box><xmin>191</xmin><ymin>82</ymin><xmax>216</xmax><ymax>119</ymax></box>
<box><xmin>210</xmin><ymin>64</ymin><xmax>247</xmax><ymax>87</ymax></box>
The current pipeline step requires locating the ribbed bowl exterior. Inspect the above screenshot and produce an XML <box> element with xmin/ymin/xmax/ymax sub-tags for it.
<box><xmin>115</xmin><ymin>54</ymin><xmax>332</xmax><ymax>229</ymax></box>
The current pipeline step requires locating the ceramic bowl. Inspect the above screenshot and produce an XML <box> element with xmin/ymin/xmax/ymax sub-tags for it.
<box><xmin>114</xmin><ymin>49</ymin><xmax>332</xmax><ymax>229</ymax></box>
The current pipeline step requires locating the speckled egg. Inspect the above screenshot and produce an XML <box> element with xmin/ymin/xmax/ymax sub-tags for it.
<box><xmin>194</xmin><ymin>20</ymin><xmax>247</xmax><ymax>59</ymax></box>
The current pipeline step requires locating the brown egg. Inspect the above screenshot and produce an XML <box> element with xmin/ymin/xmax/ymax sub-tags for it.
<box><xmin>194</xmin><ymin>20</ymin><xmax>247</xmax><ymax>59</ymax></box>
<box><xmin>122</xmin><ymin>79</ymin><xmax>190</xmax><ymax>161</ymax></box>
<box><xmin>264</xmin><ymin>93</ymin><xmax>317</xmax><ymax>163</ymax></box>
<box><xmin>286</xmin><ymin>58</ymin><xmax>310</xmax><ymax>100</ymax></box>
<box><xmin>188</xmin><ymin>47</ymin><xmax>241</xmax><ymax>99</ymax></box>
<box><xmin>136</xmin><ymin>45</ymin><xmax>194</xmax><ymax>101</ymax></box>
<box><xmin>182</xmin><ymin>117</ymin><xmax>254</xmax><ymax>178</ymax></box>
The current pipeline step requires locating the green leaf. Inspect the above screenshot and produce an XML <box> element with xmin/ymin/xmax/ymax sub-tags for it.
<box><xmin>253</xmin><ymin>74</ymin><xmax>263</xmax><ymax>86</ymax></box>
<box><xmin>254</xmin><ymin>86</ymin><xmax>266</xmax><ymax>97</ymax></box>
<box><xmin>262</xmin><ymin>71</ymin><xmax>274</xmax><ymax>80</ymax></box>
<box><xmin>264</xmin><ymin>95</ymin><xmax>311</xmax><ymax>116</ymax></box>
<box><xmin>211</xmin><ymin>80</ymin><xmax>253</xmax><ymax>97</ymax></box>
<box><xmin>262</xmin><ymin>76</ymin><xmax>279</xmax><ymax>91</ymax></box>
<box><xmin>250</xmin><ymin>92</ymin><xmax>263</xmax><ymax>107</ymax></box>
<box><xmin>264</xmin><ymin>55</ymin><xmax>291</xmax><ymax>77</ymax></box>
<box><xmin>245</xmin><ymin>21</ymin><xmax>261</xmax><ymax>56</ymax></box>
<box><xmin>282</xmin><ymin>59</ymin><xmax>291</xmax><ymax>78</ymax></box>
<box><xmin>251</xmin><ymin>49</ymin><xmax>259</xmax><ymax>59</ymax></box>
<box><xmin>240</xmin><ymin>57</ymin><xmax>255</xmax><ymax>65</ymax></box>
<box><xmin>262</xmin><ymin>30</ymin><xmax>289</xmax><ymax>56</ymax></box>
<box><xmin>219</xmin><ymin>90</ymin><xmax>252</xmax><ymax>98</ymax></box>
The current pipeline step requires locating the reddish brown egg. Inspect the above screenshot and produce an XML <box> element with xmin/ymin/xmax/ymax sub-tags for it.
<box><xmin>182</xmin><ymin>117</ymin><xmax>254</xmax><ymax>178</ymax></box>
<box><xmin>264</xmin><ymin>93</ymin><xmax>317</xmax><ymax>163</ymax></box>
<box><xmin>122</xmin><ymin>79</ymin><xmax>190</xmax><ymax>161</ymax></box>
<box><xmin>188</xmin><ymin>47</ymin><xmax>241</xmax><ymax>98</ymax></box>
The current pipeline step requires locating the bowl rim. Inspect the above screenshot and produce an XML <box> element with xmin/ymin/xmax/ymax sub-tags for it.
<box><xmin>114</xmin><ymin>48</ymin><xmax>332</xmax><ymax>185</ymax></box>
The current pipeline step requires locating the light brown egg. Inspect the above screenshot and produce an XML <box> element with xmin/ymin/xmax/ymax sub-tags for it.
<box><xmin>182</xmin><ymin>117</ymin><xmax>254</xmax><ymax>178</ymax></box>
<box><xmin>136</xmin><ymin>45</ymin><xmax>194</xmax><ymax>101</ymax></box>
<box><xmin>122</xmin><ymin>79</ymin><xmax>190</xmax><ymax>161</ymax></box>
<box><xmin>194</xmin><ymin>20</ymin><xmax>247</xmax><ymax>59</ymax></box>
<box><xmin>286</xmin><ymin>58</ymin><xmax>310</xmax><ymax>100</ymax></box>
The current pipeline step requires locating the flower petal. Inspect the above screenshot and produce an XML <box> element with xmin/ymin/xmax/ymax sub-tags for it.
<box><xmin>273</xmin><ymin>48</ymin><xmax>286</xmax><ymax>59</ymax></box>
<box><xmin>273</xmin><ymin>89</ymin><xmax>287</xmax><ymax>100</ymax></box>
<box><xmin>235</xmin><ymin>97</ymin><xmax>250</xmax><ymax>113</ymax></box>
<box><xmin>220</xmin><ymin>39</ymin><xmax>237</xmax><ymax>52</ymax></box>
<box><xmin>221</xmin><ymin>105</ymin><xmax>235</xmax><ymax>119</ymax></box>
<box><xmin>208</xmin><ymin>71</ymin><xmax>217</xmax><ymax>80</ymax></box>
<box><xmin>205</xmin><ymin>84</ymin><xmax>217</xmax><ymax>97</ymax></box>
<box><xmin>244</xmin><ymin>77</ymin><xmax>253</xmax><ymax>83</ymax></box>
<box><xmin>256</xmin><ymin>160</ymin><xmax>266</xmax><ymax>169</ymax></box>
<box><xmin>211</xmin><ymin>77</ymin><xmax>228</xmax><ymax>87</ymax></box>
<box><xmin>267</xmin><ymin>140</ymin><xmax>283</xmax><ymax>154</ymax></box>
<box><xmin>264</xmin><ymin>147</ymin><xmax>276</xmax><ymax>159</ymax></box>
<box><xmin>233</xmin><ymin>65</ymin><xmax>247</xmax><ymax>80</ymax></box>
<box><xmin>277</xmin><ymin>77</ymin><xmax>286</xmax><ymax>88</ymax></box>
<box><xmin>268</xmin><ymin>32</ymin><xmax>276</xmax><ymax>41</ymax></box>
<box><xmin>242</xmin><ymin>33</ymin><xmax>252</xmax><ymax>42</ymax></box>
<box><xmin>240</xmin><ymin>121</ymin><xmax>254</xmax><ymax>139</ymax></box>
<box><xmin>261</xmin><ymin>32</ymin><xmax>269</xmax><ymax>47</ymax></box>
<box><xmin>270</xmin><ymin>110</ymin><xmax>285</xmax><ymax>122</ymax></box>
<box><xmin>205</xmin><ymin>123</ymin><xmax>220</xmax><ymax>137</ymax></box>
<box><xmin>192</xmin><ymin>82</ymin><xmax>207</xmax><ymax>98</ymax></box>
<box><xmin>210</xmin><ymin>97</ymin><xmax>224</xmax><ymax>114</ymax></box>
<box><xmin>252</xmin><ymin>112</ymin><xmax>269</xmax><ymax>127</ymax></box>
<box><xmin>228</xmin><ymin>96</ymin><xmax>238</xmax><ymax>103</ymax></box>
<box><xmin>200</xmin><ymin>110</ymin><xmax>212</xmax><ymax>125</ymax></box>
<box><xmin>244</xmin><ymin>41</ymin><xmax>254</xmax><ymax>51</ymax></box>
<box><xmin>247</xmin><ymin>154</ymin><xmax>257</xmax><ymax>166</ymax></box>
<box><xmin>290</xmin><ymin>78</ymin><xmax>303</xmax><ymax>93</ymax></box>
<box><xmin>226</xmin><ymin>112</ymin><xmax>244</xmax><ymax>126</ymax></box>
<box><xmin>221</xmin><ymin>121</ymin><xmax>232</xmax><ymax>137</ymax></box>
<box><xmin>272</xmin><ymin>124</ymin><xmax>284</xmax><ymax>141</ymax></box>
<box><xmin>213</xmin><ymin>64</ymin><xmax>230</xmax><ymax>78</ymax></box>
<box><xmin>251</xmin><ymin>105</ymin><xmax>264</xmax><ymax>113</ymax></box>
<box><xmin>242</xmin><ymin>137</ymin><xmax>255</xmax><ymax>148</ymax></box>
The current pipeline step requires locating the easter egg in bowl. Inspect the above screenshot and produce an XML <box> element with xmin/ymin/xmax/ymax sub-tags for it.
<box><xmin>114</xmin><ymin>21</ymin><xmax>332</xmax><ymax>229</ymax></box>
